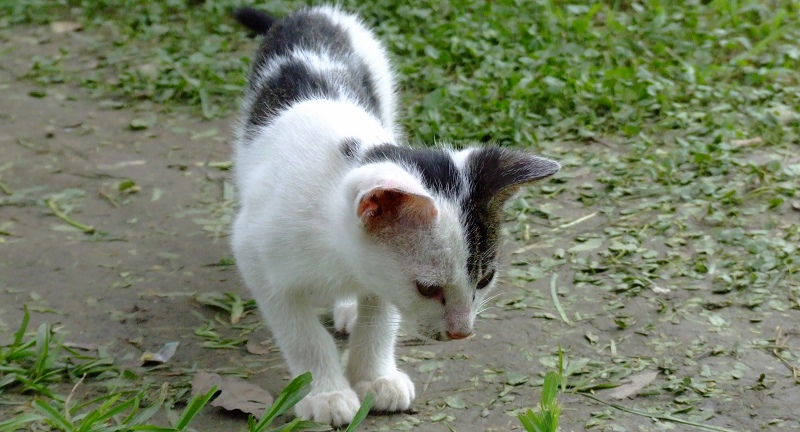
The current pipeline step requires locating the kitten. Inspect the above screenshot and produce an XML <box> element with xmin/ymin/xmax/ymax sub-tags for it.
<box><xmin>231</xmin><ymin>5</ymin><xmax>560</xmax><ymax>426</ymax></box>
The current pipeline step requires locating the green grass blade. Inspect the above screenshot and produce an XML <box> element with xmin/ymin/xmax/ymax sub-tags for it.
<box><xmin>31</xmin><ymin>323</ymin><xmax>52</xmax><ymax>380</ymax></box>
<box><xmin>4</xmin><ymin>339</ymin><xmax>36</xmax><ymax>362</ymax></box>
<box><xmin>272</xmin><ymin>417</ymin><xmax>300</xmax><ymax>432</ymax></box>
<box><xmin>33</xmin><ymin>399</ymin><xmax>74</xmax><ymax>430</ymax></box>
<box><xmin>253</xmin><ymin>372</ymin><xmax>313</xmax><ymax>431</ymax></box>
<box><xmin>343</xmin><ymin>392</ymin><xmax>374</xmax><ymax>432</ymax></box>
<box><xmin>70</xmin><ymin>391</ymin><xmax>136</xmax><ymax>414</ymax></box>
<box><xmin>550</xmin><ymin>404</ymin><xmax>560</xmax><ymax>431</ymax></box>
<box><xmin>540</xmin><ymin>371</ymin><xmax>560</xmax><ymax>408</ymax></box>
<box><xmin>14</xmin><ymin>374</ymin><xmax>58</xmax><ymax>399</ymax></box>
<box><xmin>517</xmin><ymin>411</ymin><xmax>536</xmax><ymax>432</ymax></box>
<box><xmin>290</xmin><ymin>420</ymin><xmax>331</xmax><ymax>431</ymax></box>
<box><xmin>518</xmin><ymin>409</ymin><xmax>545</xmax><ymax>432</ymax></box>
<box><xmin>174</xmin><ymin>386</ymin><xmax>217</xmax><ymax>430</ymax></box>
<box><xmin>0</xmin><ymin>412</ymin><xmax>44</xmax><ymax>430</ymax></box>
<box><xmin>11</xmin><ymin>305</ymin><xmax>30</xmax><ymax>348</ymax></box>
<box><xmin>557</xmin><ymin>345</ymin><xmax>566</xmax><ymax>391</ymax></box>
<box><xmin>127</xmin><ymin>392</ymin><xmax>166</xmax><ymax>426</ymax></box>
<box><xmin>130</xmin><ymin>427</ymin><xmax>177</xmax><ymax>432</ymax></box>
<box><xmin>579</xmin><ymin>392</ymin><xmax>738</xmax><ymax>432</ymax></box>
<box><xmin>264</xmin><ymin>419</ymin><xmax>331</xmax><ymax>432</ymax></box>
<box><xmin>77</xmin><ymin>394</ymin><xmax>134</xmax><ymax>432</ymax></box>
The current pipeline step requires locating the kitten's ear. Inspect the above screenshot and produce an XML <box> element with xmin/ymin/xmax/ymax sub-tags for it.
<box><xmin>348</xmin><ymin>163</ymin><xmax>437</xmax><ymax>234</ymax></box>
<box><xmin>357</xmin><ymin>187</ymin><xmax>437</xmax><ymax>232</ymax></box>
<box><xmin>466</xmin><ymin>147</ymin><xmax>560</xmax><ymax>205</ymax></box>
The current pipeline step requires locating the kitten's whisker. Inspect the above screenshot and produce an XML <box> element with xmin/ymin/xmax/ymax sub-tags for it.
<box><xmin>480</xmin><ymin>292</ymin><xmax>504</xmax><ymax>304</ymax></box>
<box><xmin>477</xmin><ymin>293</ymin><xmax>504</xmax><ymax>310</ymax></box>
<box><xmin>476</xmin><ymin>305</ymin><xmax>497</xmax><ymax>316</ymax></box>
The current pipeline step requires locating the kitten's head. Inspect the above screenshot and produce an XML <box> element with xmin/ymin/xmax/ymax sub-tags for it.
<box><xmin>344</xmin><ymin>144</ymin><xmax>559</xmax><ymax>341</ymax></box>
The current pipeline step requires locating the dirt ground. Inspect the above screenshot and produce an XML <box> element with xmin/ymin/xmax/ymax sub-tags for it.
<box><xmin>2</xmin><ymin>27</ymin><xmax>799</xmax><ymax>432</ymax></box>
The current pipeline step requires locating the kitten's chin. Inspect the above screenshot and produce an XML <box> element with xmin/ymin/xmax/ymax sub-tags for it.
<box><xmin>398</xmin><ymin>317</ymin><xmax>454</xmax><ymax>342</ymax></box>
<box><xmin>431</xmin><ymin>332</ymin><xmax>452</xmax><ymax>342</ymax></box>
<box><xmin>408</xmin><ymin>329</ymin><xmax>452</xmax><ymax>343</ymax></box>
<box><xmin>417</xmin><ymin>329</ymin><xmax>476</xmax><ymax>342</ymax></box>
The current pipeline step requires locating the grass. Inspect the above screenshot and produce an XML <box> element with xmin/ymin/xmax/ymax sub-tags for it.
<box><xmin>0</xmin><ymin>306</ymin><xmax>116</xmax><ymax>399</ymax></box>
<box><xmin>1</xmin><ymin>307</ymin><xmax>373</xmax><ymax>431</ymax></box>
<box><xmin>518</xmin><ymin>347</ymin><xmax>563</xmax><ymax>432</ymax></box>
<box><xmin>1</xmin><ymin>0</ymin><xmax>799</xmax><ymax>430</ymax></box>
<box><xmin>3</xmin><ymin>1</ymin><xmax>798</xmax><ymax>146</ymax></box>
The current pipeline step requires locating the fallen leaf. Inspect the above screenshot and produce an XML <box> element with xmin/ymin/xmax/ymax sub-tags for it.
<box><xmin>418</xmin><ymin>361</ymin><xmax>445</xmax><ymax>373</ymax></box>
<box><xmin>138</xmin><ymin>290</ymin><xmax>195</xmax><ymax>298</ymax></box>
<box><xmin>567</xmin><ymin>237</ymin><xmax>603</xmax><ymax>253</ymax></box>
<box><xmin>96</xmin><ymin>160</ymin><xmax>146</xmax><ymax>170</ymax></box>
<box><xmin>50</xmin><ymin>21</ymin><xmax>83</xmax><ymax>33</ymax></box>
<box><xmin>140</xmin><ymin>341</ymin><xmax>179</xmax><ymax>365</ymax></box>
<box><xmin>444</xmin><ymin>395</ymin><xmax>467</xmax><ymax>409</ymax></box>
<box><xmin>192</xmin><ymin>371</ymin><xmax>273</xmax><ymax>418</ymax></box>
<box><xmin>430</xmin><ymin>412</ymin><xmax>448</xmax><ymax>422</ymax></box>
<box><xmin>730</xmin><ymin>137</ymin><xmax>762</xmax><ymax>147</ymax></box>
<box><xmin>245</xmin><ymin>338</ymin><xmax>271</xmax><ymax>355</ymax></box>
<box><xmin>191</xmin><ymin>128</ymin><xmax>219</xmax><ymax>140</ymax></box>
<box><xmin>151</xmin><ymin>187</ymin><xmax>164</xmax><ymax>202</ymax></box>
<box><xmin>506</xmin><ymin>371</ymin><xmax>529</xmax><ymax>386</ymax></box>
<box><xmin>127</xmin><ymin>336</ymin><xmax>144</xmax><ymax>348</ymax></box>
<box><xmin>118</xmin><ymin>179</ymin><xmax>140</xmax><ymax>194</ymax></box>
<box><xmin>608</xmin><ymin>241</ymin><xmax>637</xmax><ymax>252</ymax></box>
<box><xmin>652</xmin><ymin>286</ymin><xmax>671</xmax><ymax>294</ymax></box>
<box><xmin>63</xmin><ymin>342</ymin><xmax>96</xmax><ymax>351</ymax></box>
<box><xmin>608</xmin><ymin>371</ymin><xmax>658</xmax><ymax>399</ymax></box>
<box><xmin>207</xmin><ymin>160</ymin><xmax>233</xmax><ymax>170</ymax></box>
<box><xmin>532</xmin><ymin>311</ymin><xmax>557</xmax><ymax>320</ymax></box>
<box><xmin>708</xmin><ymin>314</ymin><xmax>726</xmax><ymax>327</ymax></box>
<box><xmin>129</xmin><ymin>117</ymin><xmax>154</xmax><ymax>131</ymax></box>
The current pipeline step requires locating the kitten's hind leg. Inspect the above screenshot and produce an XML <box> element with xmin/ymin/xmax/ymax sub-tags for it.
<box><xmin>333</xmin><ymin>297</ymin><xmax>358</xmax><ymax>334</ymax></box>
<box><xmin>259</xmin><ymin>295</ymin><xmax>359</xmax><ymax>426</ymax></box>
<box><xmin>346</xmin><ymin>295</ymin><xmax>415</xmax><ymax>412</ymax></box>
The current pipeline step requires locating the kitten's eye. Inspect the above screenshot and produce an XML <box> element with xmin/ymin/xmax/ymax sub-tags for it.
<box><xmin>476</xmin><ymin>270</ymin><xmax>495</xmax><ymax>290</ymax></box>
<box><xmin>416</xmin><ymin>281</ymin><xmax>444</xmax><ymax>299</ymax></box>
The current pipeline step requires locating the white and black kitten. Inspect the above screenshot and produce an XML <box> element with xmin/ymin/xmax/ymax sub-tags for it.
<box><xmin>231</xmin><ymin>5</ymin><xmax>560</xmax><ymax>426</ymax></box>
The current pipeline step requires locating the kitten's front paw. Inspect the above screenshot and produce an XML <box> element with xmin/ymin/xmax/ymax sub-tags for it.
<box><xmin>353</xmin><ymin>370</ymin><xmax>415</xmax><ymax>412</ymax></box>
<box><xmin>295</xmin><ymin>389</ymin><xmax>360</xmax><ymax>427</ymax></box>
<box><xmin>333</xmin><ymin>299</ymin><xmax>358</xmax><ymax>334</ymax></box>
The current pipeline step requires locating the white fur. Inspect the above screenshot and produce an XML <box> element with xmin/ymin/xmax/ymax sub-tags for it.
<box><xmin>321</xmin><ymin>5</ymin><xmax>398</xmax><ymax>138</ymax></box>
<box><xmin>332</xmin><ymin>297</ymin><xmax>358</xmax><ymax>334</ymax></box>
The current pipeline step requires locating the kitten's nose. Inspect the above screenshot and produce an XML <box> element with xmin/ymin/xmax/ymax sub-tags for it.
<box><xmin>446</xmin><ymin>330</ymin><xmax>471</xmax><ymax>340</ymax></box>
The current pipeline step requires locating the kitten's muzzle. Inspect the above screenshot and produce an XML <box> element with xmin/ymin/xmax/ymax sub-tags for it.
<box><xmin>446</xmin><ymin>330</ymin><xmax>471</xmax><ymax>340</ymax></box>
<box><xmin>432</xmin><ymin>330</ymin><xmax>472</xmax><ymax>341</ymax></box>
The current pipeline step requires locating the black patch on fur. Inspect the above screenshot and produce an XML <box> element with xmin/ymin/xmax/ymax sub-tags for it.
<box><xmin>357</xmin><ymin>61</ymin><xmax>382</xmax><ymax>120</ymax></box>
<box><xmin>460</xmin><ymin>195</ymin><xmax>500</xmax><ymax>281</ymax></box>
<box><xmin>361</xmin><ymin>145</ymin><xmax>462</xmax><ymax>197</ymax></box>
<box><xmin>238</xmin><ymin>8</ymin><xmax>384</xmax><ymax>133</ymax></box>
<box><xmin>248</xmin><ymin>9</ymin><xmax>352</xmax><ymax>79</ymax></box>
<box><xmin>247</xmin><ymin>61</ymin><xmax>337</xmax><ymax>128</ymax></box>
<box><xmin>340</xmin><ymin>138</ymin><xmax>361</xmax><ymax>160</ymax></box>
<box><xmin>233</xmin><ymin>7</ymin><xmax>276</xmax><ymax>35</ymax></box>
<box><xmin>461</xmin><ymin>148</ymin><xmax>560</xmax><ymax>281</ymax></box>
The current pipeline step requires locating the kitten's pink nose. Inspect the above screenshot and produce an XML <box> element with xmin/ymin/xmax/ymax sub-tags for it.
<box><xmin>446</xmin><ymin>330</ymin><xmax>471</xmax><ymax>340</ymax></box>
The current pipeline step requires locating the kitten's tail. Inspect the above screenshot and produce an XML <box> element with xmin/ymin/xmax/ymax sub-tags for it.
<box><xmin>233</xmin><ymin>7</ymin><xmax>276</xmax><ymax>36</ymax></box>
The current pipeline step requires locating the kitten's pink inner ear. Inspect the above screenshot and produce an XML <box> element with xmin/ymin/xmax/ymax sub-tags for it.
<box><xmin>357</xmin><ymin>188</ymin><xmax>437</xmax><ymax>232</ymax></box>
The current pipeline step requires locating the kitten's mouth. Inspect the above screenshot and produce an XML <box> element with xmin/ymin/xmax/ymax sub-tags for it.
<box><xmin>407</xmin><ymin>330</ymin><xmax>450</xmax><ymax>343</ymax></box>
<box><xmin>430</xmin><ymin>331</ymin><xmax>470</xmax><ymax>342</ymax></box>
<box><xmin>408</xmin><ymin>324</ymin><xmax>472</xmax><ymax>342</ymax></box>
<box><xmin>434</xmin><ymin>331</ymin><xmax>472</xmax><ymax>342</ymax></box>
<box><xmin>432</xmin><ymin>332</ymin><xmax>450</xmax><ymax>342</ymax></box>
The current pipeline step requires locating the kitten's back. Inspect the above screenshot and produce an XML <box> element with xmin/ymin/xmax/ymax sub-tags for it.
<box><xmin>234</xmin><ymin>6</ymin><xmax>397</xmax><ymax>144</ymax></box>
